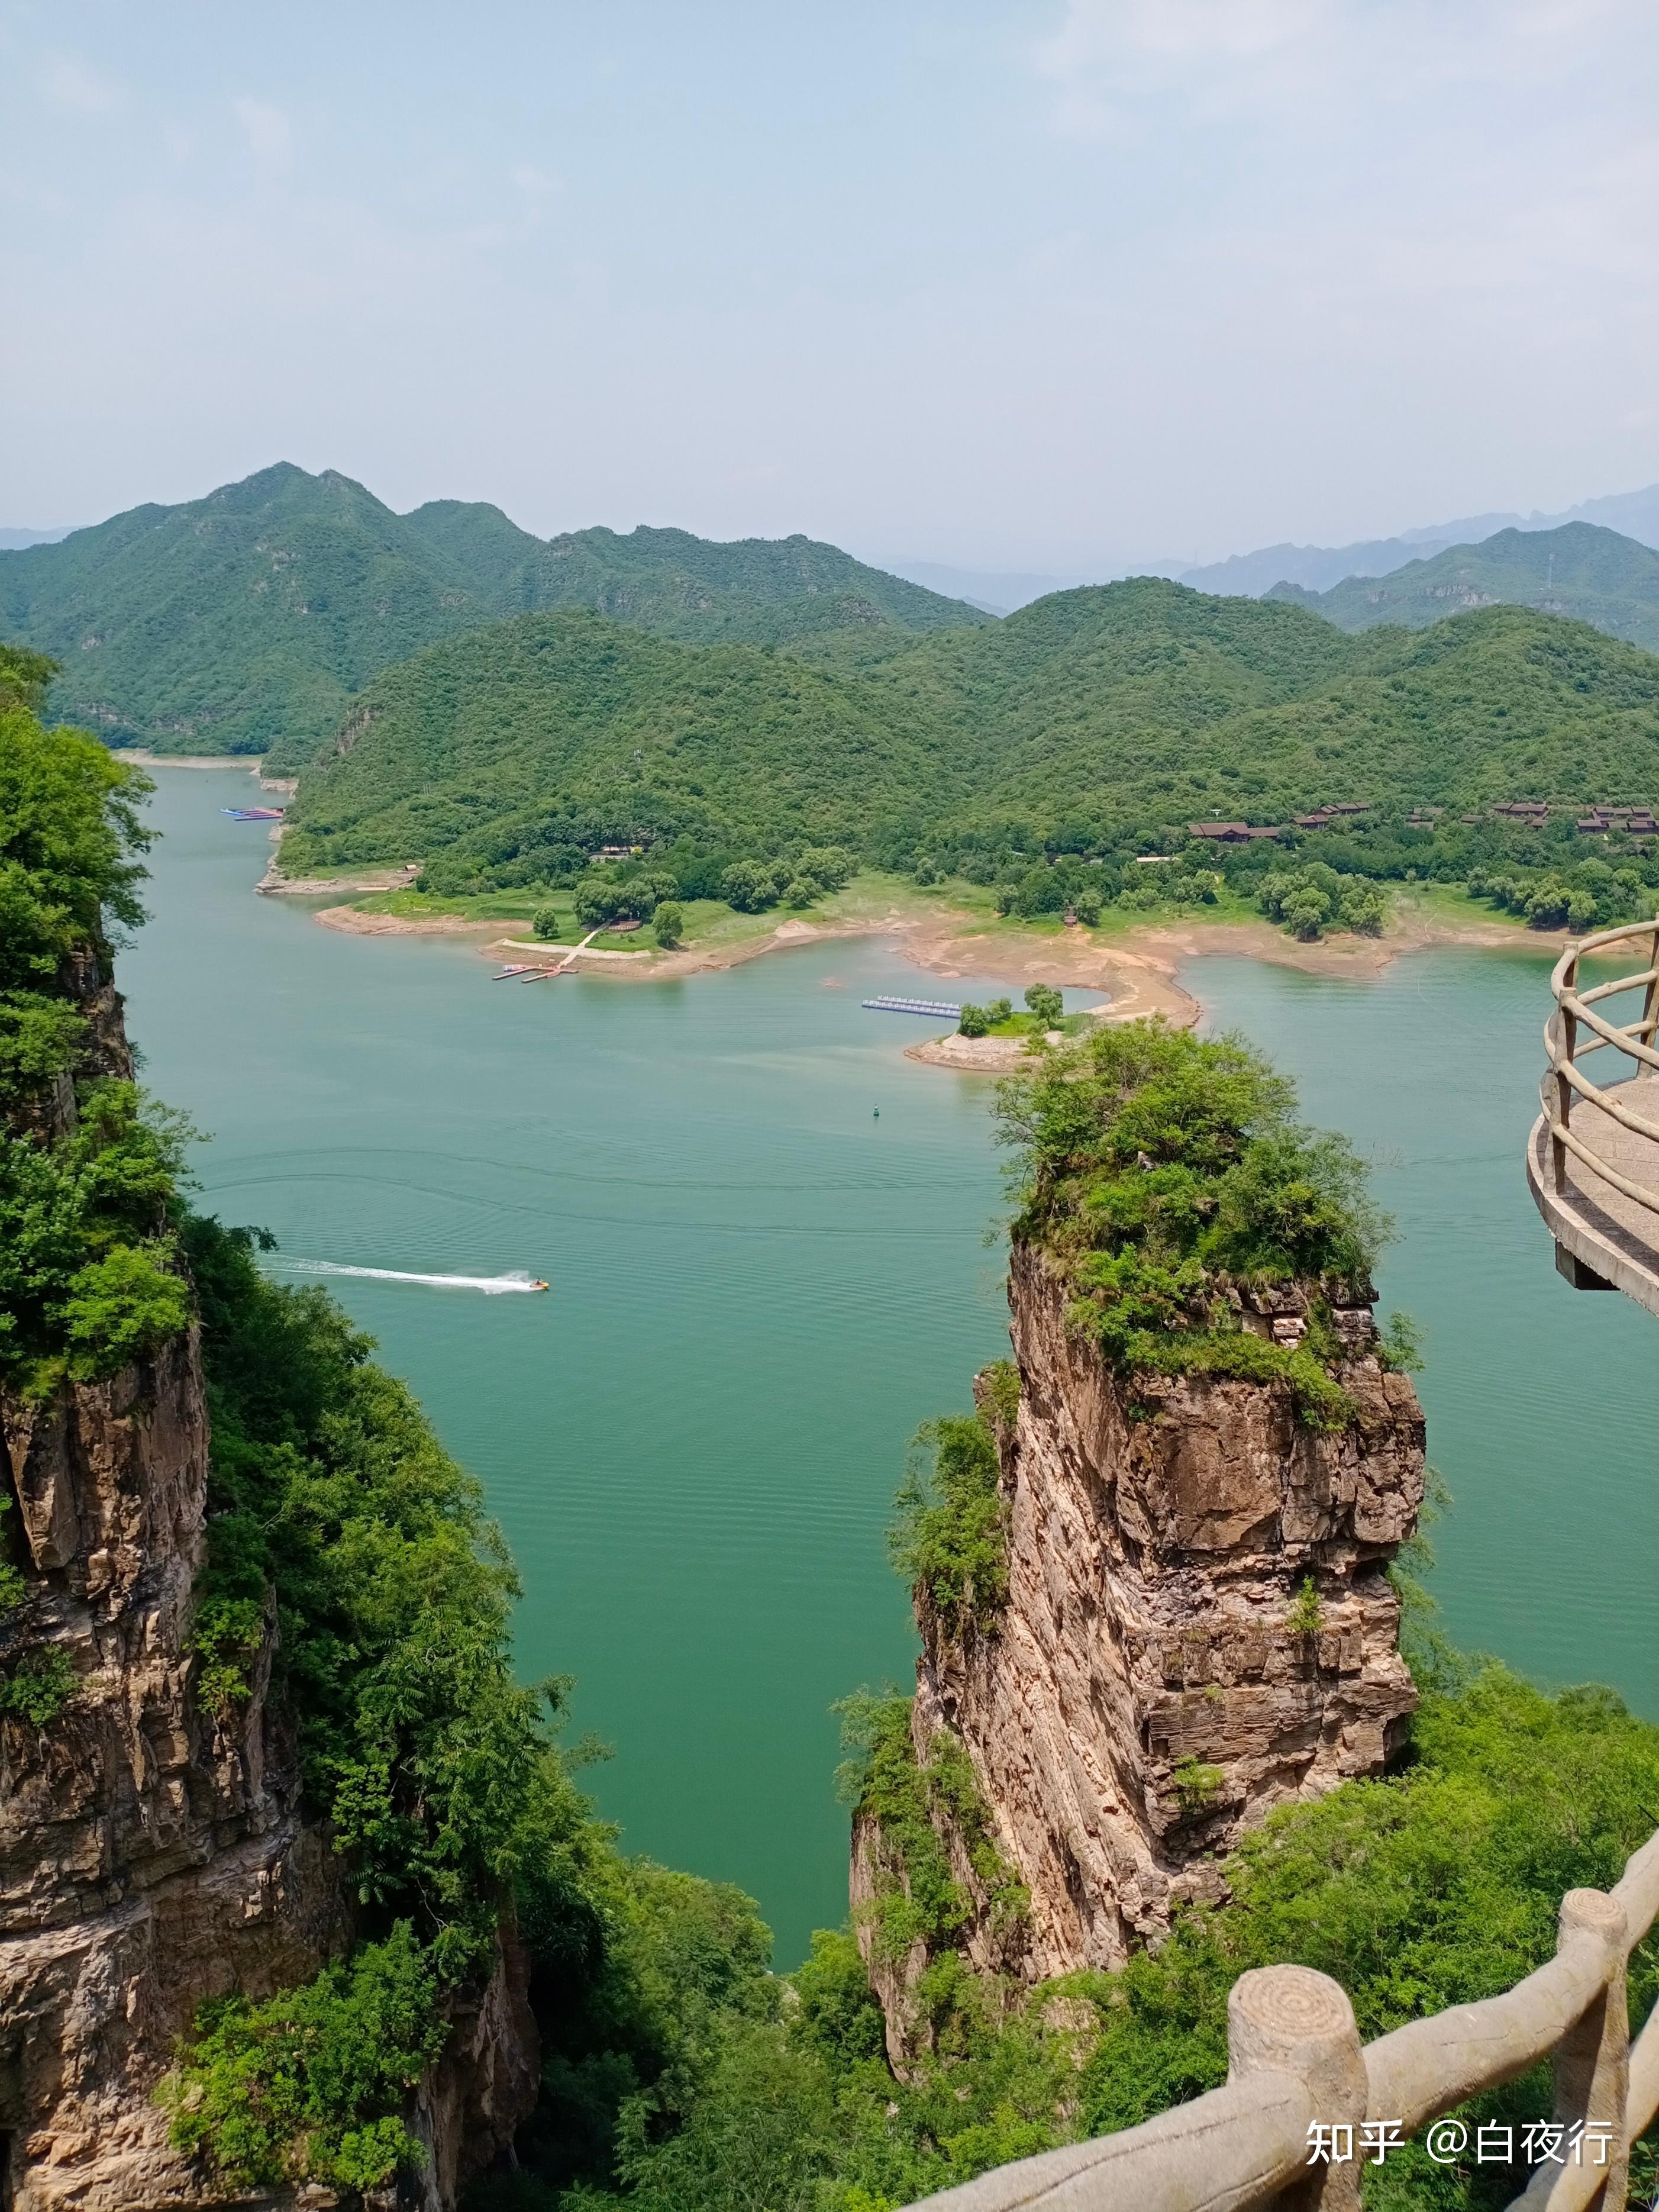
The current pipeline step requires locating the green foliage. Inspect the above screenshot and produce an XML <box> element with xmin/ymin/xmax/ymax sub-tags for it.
<box><xmin>1285</xmin><ymin>1578</ymin><xmax>1325</xmax><ymax>1637</ymax></box>
<box><xmin>997</xmin><ymin>1020</ymin><xmax>1382</xmax><ymax>1422</ymax></box>
<box><xmin>532</xmin><ymin>906</ymin><xmax>564</xmax><ymax>941</ymax></box>
<box><xmin>60</xmin><ymin>1240</ymin><xmax>192</xmax><ymax>1376</ymax></box>
<box><xmin>833</xmin><ymin>1694</ymin><xmax>1027</xmax><ymax>1975</ymax></box>
<box><xmin>1023</xmin><ymin>983</ymin><xmax>1063</xmax><ymax>1026</ymax></box>
<box><xmin>1378</xmin><ymin>1308</ymin><xmax>1425</xmax><ymax>1372</ymax></box>
<box><xmin>0</xmin><ymin>641</ymin><xmax>57</xmax><ymax>715</ymax></box>
<box><xmin>1467</xmin><ymin>855</ymin><xmax>1653</xmax><ymax>932</ymax></box>
<box><xmin>1170</xmin><ymin>1757</ymin><xmax>1227</xmax><ymax>1810</ymax></box>
<box><xmin>889</xmin><ymin>1408</ymin><xmax>1008</xmax><ymax>1638</ymax></box>
<box><xmin>0</xmin><ymin>1646</ymin><xmax>75</xmax><ymax>1724</ymax></box>
<box><xmin>1</xmin><ymin>467</ymin><xmax>983</xmax><ymax>772</ymax></box>
<box><xmin>182</xmin><ymin>1213</ymin><xmax>585</xmax><ymax>1979</ymax></box>
<box><xmin>652</xmin><ymin>901</ymin><xmax>683</xmax><ymax>948</ymax></box>
<box><xmin>956</xmin><ymin>1002</ymin><xmax>989</xmax><ymax>1038</ymax></box>
<box><xmin>1113</xmin><ymin>859</ymin><xmax>1219</xmax><ymax>913</ymax></box>
<box><xmin>979</xmin><ymin>1357</ymin><xmax>1020</xmax><ymax>1431</ymax></box>
<box><xmin>500</xmin><ymin>1662</ymin><xmax>1659</xmax><ymax>2212</ymax></box>
<box><xmin>0</xmin><ymin>699</ymin><xmax>151</xmax><ymax>1063</ymax></box>
<box><xmin>162</xmin><ymin>1923</ymin><xmax>448</xmax><ymax>2190</ymax></box>
<box><xmin>574</xmin><ymin>869</ymin><xmax>676</xmax><ymax>928</ymax></box>
<box><xmin>0</xmin><ymin>1080</ymin><xmax>195</xmax><ymax>1395</ymax></box>
<box><xmin>719</xmin><ymin>859</ymin><xmax>787</xmax><ymax>912</ymax></box>
<box><xmin>1258</xmin><ymin>862</ymin><xmax>1387</xmax><ymax>939</ymax></box>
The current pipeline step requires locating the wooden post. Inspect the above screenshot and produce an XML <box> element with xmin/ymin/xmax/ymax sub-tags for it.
<box><xmin>1549</xmin><ymin>1888</ymin><xmax>1629</xmax><ymax>2210</ymax></box>
<box><xmin>1555</xmin><ymin>951</ymin><xmax>1579</xmax><ymax>1194</ymax></box>
<box><xmin>1228</xmin><ymin>1965</ymin><xmax>1366</xmax><ymax>2210</ymax></box>
<box><xmin>1642</xmin><ymin>926</ymin><xmax>1659</xmax><ymax>1054</ymax></box>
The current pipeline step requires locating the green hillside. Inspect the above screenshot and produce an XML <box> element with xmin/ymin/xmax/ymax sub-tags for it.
<box><xmin>406</xmin><ymin>503</ymin><xmax>983</xmax><ymax>641</ymax></box>
<box><xmin>945</xmin><ymin>588</ymin><xmax>1659</xmax><ymax>832</ymax></box>
<box><xmin>1269</xmin><ymin>523</ymin><xmax>1659</xmax><ymax>653</ymax></box>
<box><xmin>276</xmin><ymin>579</ymin><xmax>1659</xmax><ymax>888</ymax></box>
<box><xmin>0</xmin><ymin>465</ymin><xmax>986</xmax><ymax>769</ymax></box>
<box><xmin>276</xmin><ymin>609</ymin><xmax>968</xmax><ymax>877</ymax></box>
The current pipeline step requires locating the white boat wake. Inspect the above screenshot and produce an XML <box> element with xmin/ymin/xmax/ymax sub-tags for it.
<box><xmin>266</xmin><ymin>1260</ymin><xmax>544</xmax><ymax>1295</ymax></box>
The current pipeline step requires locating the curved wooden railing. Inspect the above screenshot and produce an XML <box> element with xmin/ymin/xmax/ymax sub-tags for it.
<box><xmin>909</xmin><ymin>1827</ymin><xmax>1659</xmax><ymax>2209</ymax></box>
<box><xmin>1541</xmin><ymin>919</ymin><xmax>1659</xmax><ymax>1215</ymax></box>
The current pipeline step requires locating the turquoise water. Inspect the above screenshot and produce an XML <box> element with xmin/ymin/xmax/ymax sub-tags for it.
<box><xmin>1186</xmin><ymin>952</ymin><xmax>1659</xmax><ymax>1717</ymax></box>
<box><xmin>121</xmin><ymin>771</ymin><xmax>1659</xmax><ymax>1965</ymax></box>
<box><xmin>122</xmin><ymin>770</ymin><xmax>1027</xmax><ymax>1965</ymax></box>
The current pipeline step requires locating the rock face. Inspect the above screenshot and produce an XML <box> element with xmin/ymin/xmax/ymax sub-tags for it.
<box><xmin>0</xmin><ymin>960</ymin><xmax>535</xmax><ymax>2208</ymax></box>
<box><xmin>860</xmin><ymin>1242</ymin><xmax>1425</xmax><ymax>2030</ymax></box>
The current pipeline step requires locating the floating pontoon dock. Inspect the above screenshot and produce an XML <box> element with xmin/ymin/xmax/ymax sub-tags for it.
<box><xmin>861</xmin><ymin>996</ymin><xmax>963</xmax><ymax>1018</ymax></box>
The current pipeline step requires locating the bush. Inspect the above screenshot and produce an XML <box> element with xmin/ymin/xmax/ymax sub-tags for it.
<box><xmin>573</xmin><ymin>870</ymin><xmax>675</xmax><ymax>928</ymax></box>
<box><xmin>1257</xmin><ymin>863</ymin><xmax>1388</xmax><ymax>940</ymax></box>
<box><xmin>162</xmin><ymin>1924</ymin><xmax>447</xmax><ymax>2191</ymax></box>
<box><xmin>796</xmin><ymin>846</ymin><xmax>857</xmax><ymax>893</ymax></box>
<box><xmin>889</xmin><ymin>1407</ymin><xmax>1008</xmax><ymax>1638</ymax></box>
<box><xmin>0</xmin><ymin>1079</ymin><xmax>195</xmax><ymax>1398</ymax></box>
<box><xmin>719</xmin><ymin>860</ymin><xmax>785</xmax><ymax>912</ymax></box>
<box><xmin>996</xmin><ymin>1021</ymin><xmax>1383</xmax><ymax>1421</ymax></box>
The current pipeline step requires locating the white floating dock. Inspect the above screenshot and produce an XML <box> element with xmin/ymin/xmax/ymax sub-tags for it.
<box><xmin>861</xmin><ymin>996</ymin><xmax>963</xmax><ymax>1018</ymax></box>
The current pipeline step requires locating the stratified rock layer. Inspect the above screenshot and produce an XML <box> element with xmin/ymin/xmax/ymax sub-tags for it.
<box><xmin>886</xmin><ymin>1244</ymin><xmax>1425</xmax><ymax>1996</ymax></box>
<box><xmin>0</xmin><ymin>961</ymin><xmax>535</xmax><ymax>2208</ymax></box>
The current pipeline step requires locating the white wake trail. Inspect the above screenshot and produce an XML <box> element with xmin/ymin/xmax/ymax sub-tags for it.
<box><xmin>267</xmin><ymin>1260</ymin><xmax>543</xmax><ymax>1295</ymax></box>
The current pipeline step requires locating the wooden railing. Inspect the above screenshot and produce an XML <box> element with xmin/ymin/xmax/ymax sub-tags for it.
<box><xmin>908</xmin><ymin>1827</ymin><xmax>1659</xmax><ymax>2209</ymax></box>
<box><xmin>1542</xmin><ymin>919</ymin><xmax>1659</xmax><ymax>1215</ymax></box>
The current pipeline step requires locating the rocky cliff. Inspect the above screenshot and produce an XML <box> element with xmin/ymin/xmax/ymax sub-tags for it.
<box><xmin>0</xmin><ymin>956</ymin><xmax>534</xmax><ymax>2209</ymax></box>
<box><xmin>856</xmin><ymin>1241</ymin><xmax>1425</xmax><ymax>2060</ymax></box>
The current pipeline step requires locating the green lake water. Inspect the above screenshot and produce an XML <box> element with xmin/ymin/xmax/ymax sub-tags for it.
<box><xmin>122</xmin><ymin>770</ymin><xmax>1659</xmax><ymax>1966</ymax></box>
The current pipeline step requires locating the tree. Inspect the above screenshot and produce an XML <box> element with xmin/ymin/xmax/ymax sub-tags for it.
<box><xmin>957</xmin><ymin>1004</ymin><xmax>989</xmax><ymax>1038</ymax></box>
<box><xmin>654</xmin><ymin>902</ymin><xmax>685</xmax><ymax>948</ymax></box>
<box><xmin>532</xmin><ymin>908</ymin><xmax>563</xmax><ymax>942</ymax></box>
<box><xmin>720</xmin><ymin>860</ymin><xmax>783</xmax><ymax>913</ymax></box>
<box><xmin>1024</xmin><ymin>984</ymin><xmax>1063</xmax><ymax>1027</ymax></box>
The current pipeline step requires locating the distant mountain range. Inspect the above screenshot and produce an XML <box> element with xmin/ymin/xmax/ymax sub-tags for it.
<box><xmin>0</xmin><ymin>527</ymin><xmax>73</xmax><ymax>551</ymax></box>
<box><xmin>1266</xmin><ymin>523</ymin><xmax>1659</xmax><ymax>653</ymax></box>
<box><xmin>1178</xmin><ymin>484</ymin><xmax>1659</xmax><ymax>597</ymax></box>
<box><xmin>0</xmin><ymin>465</ymin><xmax>986</xmax><ymax>767</ymax></box>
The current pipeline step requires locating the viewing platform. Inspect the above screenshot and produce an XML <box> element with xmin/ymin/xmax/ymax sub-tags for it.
<box><xmin>1527</xmin><ymin>920</ymin><xmax>1659</xmax><ymax>1319</ymax></box>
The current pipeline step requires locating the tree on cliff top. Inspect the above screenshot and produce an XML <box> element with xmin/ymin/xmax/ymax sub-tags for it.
<box><xmin>994</xmin><ymin>1018</ymin><xmax>1389</xmax><ymax>1426</ymax></box>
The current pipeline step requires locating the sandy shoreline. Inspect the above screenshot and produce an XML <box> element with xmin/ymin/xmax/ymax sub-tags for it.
<box><xmin>303</xmin><ymin>891</ymin><xmax>1568</xmax><ymax>1036</ymax></box>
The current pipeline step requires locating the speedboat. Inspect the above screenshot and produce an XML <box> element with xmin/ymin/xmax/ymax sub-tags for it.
<box><xmin>531</xmin><ymin>1279</ymin><xmax>550</xmax><ymax>1291</ymax></box>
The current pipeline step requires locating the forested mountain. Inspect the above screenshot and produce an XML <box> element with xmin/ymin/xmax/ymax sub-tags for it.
<box><xmin>0</xmin><ymin>464</ymin><xmax>986</xmax><ymax>768</ymax></box>
<box><xmin>278</xmin><ymin>609</ymin><xmax>973</xmax><ymax>873</ymax></box>
<box><xmin>277</xmin><ymin>579</ymin><xmax>1659</xmax><ymax>883</ymax></box>
<box><xmin>1267</xmin><ymin>523</ymin><xmax>1659</xmax><ymax>653</ymax></box>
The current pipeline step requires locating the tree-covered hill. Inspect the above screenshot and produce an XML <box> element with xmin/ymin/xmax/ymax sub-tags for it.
<box><xmin>1269</xmin><ymin>523</ymin><xmax>1659</xmax><ymax>654</ymax></box>
<box><xmin>276</xmin><ymin>609</ymin><xmax>970</xmax><ymax>876</ymax></box>
<box><xmin>832</xmin><ymin>579</ymin><xmax>1659</xmax><ymax>836</ymax></box>
<box><xmin>276</xmin><ymin>579</ymin><xmax>1659</xmax><ymax>885</ymax></box>
<box><xmin>0</xmin><ymin>465</ymin><xmax>986</xmax><ymax>770</ymax></box>
<box><xmin>406</xmin><ymin>501</ymin><xmax>986</xmax><ymax>643</ymax></box>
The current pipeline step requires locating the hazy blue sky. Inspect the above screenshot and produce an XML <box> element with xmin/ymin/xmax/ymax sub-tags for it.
<box><xmin>4</xmin><ymin>1</ymin><xmax>1655</xmax><ymax>569</ymax></box>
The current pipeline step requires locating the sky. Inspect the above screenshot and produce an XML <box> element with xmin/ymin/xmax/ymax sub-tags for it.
<box><xmin>3</xmin><ymin>0</ymin><xmax>1657</xmax><ymax>572</ymax></box>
